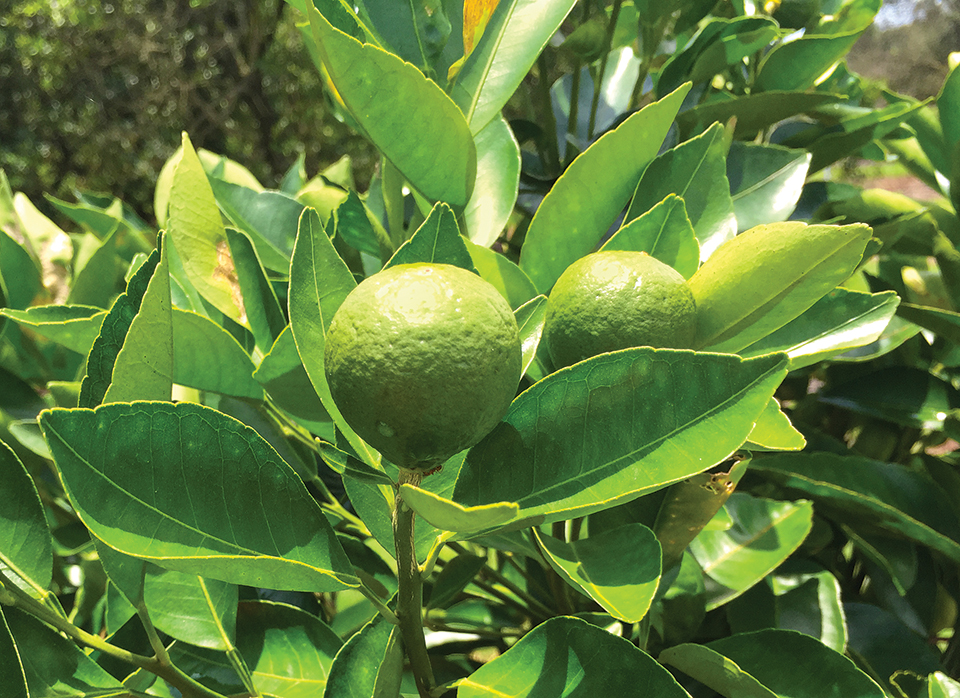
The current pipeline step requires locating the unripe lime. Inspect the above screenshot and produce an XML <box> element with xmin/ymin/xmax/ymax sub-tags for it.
<box><xmin>324</xmin><ymin>263</ymin><xmax>522</xmax><ymax>472</ymax></box>
<box><xmin>543</xmin><ymin>251</ymin><xmax>697</xmax><ymax>368</ymax></box>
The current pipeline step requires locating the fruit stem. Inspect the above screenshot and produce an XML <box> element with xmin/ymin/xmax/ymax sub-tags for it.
<box><xmin>394</xmin><ymin>469</ymin><xmax>436</xmax><ymax>698</ymax></box>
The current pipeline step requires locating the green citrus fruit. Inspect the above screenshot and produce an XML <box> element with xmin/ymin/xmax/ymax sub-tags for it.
<box><xmin>324</xmin><ymin>263</ymin><xmax>522</xmax><ymax>472</ymax></box>
<box><xmin>543</xmin><ymin>251</ymin><xmax>697</xmax><ymax>368</ymax></box>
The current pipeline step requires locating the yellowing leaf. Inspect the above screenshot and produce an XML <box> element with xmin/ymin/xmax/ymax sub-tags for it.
<box><xmin>463</xmin><ymin>0</ymin><xmax>500</xmax><ymax>56</ymax></box>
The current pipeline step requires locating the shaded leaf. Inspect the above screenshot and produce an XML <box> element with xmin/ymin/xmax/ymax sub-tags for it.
<box><xmin>0</xmin><ymin>305</ymin><xmax>106</xmax><ymax>355</ymax></box>
<box><xmin>752</xmin><ymin>452</ymin><xmax>960</xmax><ymax>565</ymax></box>
<box><xmin>0</xmin><ymin>439</ymin><xmax>52</xmax><ymax>592</ymax></box>
<box><xmin>690</xmin><ymin>493</ymin><xmax>813</xmax><ymax>609</ymax></box>
<box><xmin>323</xmin><ymin>615</ymin><xmax>403</xmax><ymax>698</ymax></box>
<box><xmin>533</xmin><ymin>524</ymin><xmax>661</xmax><ymax>622</ymax></box>
<box><xmin>171</xmin><ymin>308</ymin><xmax>263</xmax><ymax>400</ymax></box>
<box><xmin>226</xmin><ymin>227</ymin><xmax>287</xmax><ymax>353</ymax></box>
<box><xmin>677</xmin><ymin>91</ymin><xmax>842</xmax><ymax>140</ymax></box>
<box><xmin>0</xmin><ymin>608</ymin><xmax>27</xmax><ymax>698</ymax></box>
<box><xmin>66</xmin><ymin>229</ymin><xmax>121</xmax><ymax>308</ymax></box>
<box><xmin>519</xmin><ymin>84</ymin><xmax>691</xmax><ymax>293</ymax></box>
<box><xmin>458</xmin><ymin>616</ymin><xmax>691</xmax><ymax>697</ymax></box>
<box><xmin>143</xmin><ymin>568</ymin><xmax>238</xmax><ymax>651</ymax></box>
<box><xmin>39</xmin><ymin>401</ymin><xmax>357</xmax><ymax>592</ymax></box>
<box><xmin>254</xmin><ymin>325</ymin><xmax>331</xmax><ymax>426</ymax></box>
<box><xmin>454</xmin><ymin>349</ymin><xmax>788</xmax><ymax>531</ymax></box>
<box><xmin>659</xmin><ymin>642</ymin><xmax>778</xmax><ymax>698</ymax></box>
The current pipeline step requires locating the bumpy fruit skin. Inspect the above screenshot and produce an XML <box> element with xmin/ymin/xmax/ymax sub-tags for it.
<box><xmin>324</xmin><ymin>263</ymin><xmax>522</xmax><ymax>472</ymax></box>
<box><xmin>544</xmin><ymin>251</ymin><xmax>697</xmax><ymax>369</ymax></box>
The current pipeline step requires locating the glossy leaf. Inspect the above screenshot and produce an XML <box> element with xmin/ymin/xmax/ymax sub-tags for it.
<box><xmin>728</xmin><ymin>142</ymin><xmax>811</xmax><ymax>233</ymax></box>
<box><xmin>226</xmin><ymin>227</ymin><xmax>286</xmax><ymax>352</ymax></box>
<box><xmin>209</xmin><ymin>178</ymin><xmax>303</xmax><ymax>272</ymax></box>
<box><xmin>466</xmin><ymin>239</ymin><xmax>538</xmax><ymax>309</ymax></box>
<box><xmin>0</xmin><ymin>305</ymin><xmax>106</xmax><ymax>355</ymax></box>
<box><xmin>458</xmin><ymin>616</ymin><xmax>691</xmax><ymax>697</ymax></box>
<box><xmin>385</xmin><ymin>202</ymin><xmax>476</xmax><ymax>271</ymax></box>
<box><xmin>533</xmin><ymin>523</ymin><xmax>661</xmax><ymax>622</ymax></box>
<box><xmin>171</xmin><ymin>308</ymin><xmax>263</xmax><ymax>400</ymax></box>
<box><xmin>102</xmin><ymin>233</ymin><xmax>173</xmax><ymax>404</ymax></box>
<box><xmin>0</xmin><ymin>440</ymin><xmax>52</xmax><ymax>592</ymax></box>
<box><xmin>752</xmin><ymin>452</ymin><xmax>960</xmax><ymax>565</ymax></box>
<box><xmin>602</xmin><ymin>194</ymin><xmax>700</xmax><ymax>280</ymax></box>
<box><xmin>770</xmin><ymin>564</ymin><xmax>848</xmax><ymax>653</ymax></box>
<box><xmin>463</xmin><ymin>115</ymin><xmax>520</xmax><ymax>247</ymax></box>
<box><xmin>399</xmin><ymin>483</ymin><xmax>518</xmax><ymax>533</ymax></box>
<box><xmin>519</xmin><ymin>84</ymin><xmax>691</xmax><ymax>293</ymax></box>
<box><xmin>288</xmin><ymin>208</ymin><xmax>378</xmax><ymax>465</ymax></box>
<box><xmin>756</xmin><ymin>29</ymin><xmax>872</xmax><ymax>92</ymax></box>
<box><xmin>324</xmin><ymin>615</ymin><xmax>403</xmax><ymax>698</ymax></box>
<box><xmin>626</xmin><ymin>122</ymin><xmax>737</xmax><ymax>261</ymax></box>
<box><xmin>143</xmin><ymin>567</ymin><xmax>238</xmax><ymax>650</ymax></box>
<box><xmin>4</xmin><ymin>606</ymin><xmax>127</xmax><ymax>697</ymax></box>
<box><xmin>454</xmin><ymin>349</ymin><xmax>788</xmax><ymax>531</ymax></box>
<box><xmin>39</xmin><ymin>401</ymin><xmax>357</xmax><ymax>591</ymax></box>
<box><xmin>451</xmin><ymin>0</ymin><xmax>579</xmax><ymax>133</ymax></box>
<box><xmin>514</xmin><ymin>295</ymin><xmax>547</xmax><ymax>375</ymax></box>
<box><xmin>690</xmin><ymin>493</ymin><xmax>813</xmax><ymax>609</ymax></box>
<box><xmin>929</xmin><ymin>672</ymin><xmax>960</xmax><ymax>698</ymax></box>
<box><xmin>689</xmin><ymin>222</ymin><xmax>873</xmax><ymax>352</ymax></box>
<box><xmin>739</xmin><ymin>288</ymin><xmax>901</xmax><ymax>370</ymax></box>
<box><xmin>167</xmin><ymin>133</ymin><xmax>246</xmax><ymax>325</ymax></box>
<box><xmin>308</xmin><ymin>8</ymin><xmax>476</xmax><ymax>206</ymax></box>
<box><xmin>79</xmin><ymin>244</ymin><xmax>160</xmax><ymax>408</ymax></box>
<box><xmin>708</xmin><ymin>629</ymin><xmax>885</xmax><ymax>697</ymax></box>
<box><xmin>0</xmin><ymin>608</ymin><xmax>27</xmax><ymax>698</ymax></box>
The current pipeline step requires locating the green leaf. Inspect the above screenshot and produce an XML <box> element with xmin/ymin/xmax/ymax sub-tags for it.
<box><xmin>209</xmin><ymin>179</ymin><xmax>303</xmax><ymax>273</ymax></box>
<box><xmin>466</xmin><ymin>239</ymin><xmax>538</xmax><ymax>309</ymax></box>
<box><xmin>928</xmin><ymin>672</ymin><xmax>960</xmax><ymax>698</ymax></box>
<box><xmin>767</xmin><ymin>564</ymin><xmax>848</xmax><ymax>652</ymax></box>
<box><xmin>399</xmin><ymin>483</ymin><xmax>518</xmax><ymax>533</ymax></box>
<box><xmin>254</xmin><ymin>326</ymin><xmax>331</xmax><ymax>427</ymax></box>
<box><xmin>0</xmin><ymin>305</ymin><xmax>107</xmax><ymax>355</ymax></box>
<box><xmin>66</xmin><ymin>229</ymin><xmax>121</xmax><ymax>308</ymax></box>
<box><xmin>451</xmin><ymin>0</ymin><xmax>579</xmax><ymax>133</ymax></box>
<box><xmin>706</xmin><ymin>629</ymin><xmax>885</xmax><ymax>697</ymax></box>
<box><xmin>458</xmin><ymin>616</ymin><xmax>691</xmax><ymax>697</ymax></box>
<box><xmin>625</xmin><ymin>122</ymin><xmax>737</xmax><ymax>261</ymax></box>
<box><xmin>519</xmin><ymin>84</ymin><xmax>691</xmax><ymax>293</ymax></box>
<box><xmin>0</xmin><ymin>608</ymin><xmax>27</xmax><ymax>698</ymax></box>
<box><xmin>756</xmin><ymin>26</ymin><xmax>874</xmax><ymax>92</ymax></box>
<box><xmin>728</xmin><ymin>142</ymin><xmax>812</xmax><ymax>233</ymax></box>
<box><xmin>678</xmin><ymin>91</ymin><xmax>843</xmax><ymax>140</ymax></box>
<box><xmin>39</xmin><ymin>401</ymin><xmax>357</xmax><ymax>592</ymax></box>
<box><xmin>226</xmin><ymin>228</ymin><xmax>287</xmax><ymax>353</ymax></box>
<box><xmin>428</xmin><ymin>552</ymin><xmax>487</xmax><ymax>609</ymax></box>
<box><xmin>288</xmin><ymin>208</ymin><xmax>378</xmax><ymax>465</ymax></box>
<box><xmin>79</xmin><ymin>244</ymin><xmax>160</xmax><ymax>408</ymax></box>
<box><xmin>317</xmin><ymin>441</ymin><xmax>394</xmax><ymax>486</ymax></box>
<box><xmin>169</xmin><ymin>599</ymin><xmax>343</xmax><ymax>698</ymax></box>
<box><xmin>171</xmin><ymin>308</ymin><xmax>263</xmax><ymax>400</ymax></box>
<box><xmin>689</xmin><ymin>222</ymin><xmax>873</xmax><ymax>352</ymax></box>
<box><xmin>45</xmin><ymin>193</ymin><xmax>124</xmax><ymax>240</ymax></box>
<box><xmin>659</xmin><ymin>642</ymin><xmax>778</xmax><ymax>698</ymax></box>
<box><xmin>0</xmin><ymin>440</ymin><xmax>52</xmax><ymax>592</ymax></box>
<box><xmin>752</xmin><ymin>452</ymin><xmax>960</xmax><ymax>565</ymax></box>
<box><xmin>4</xmin><ymin>606</ymin><xmax>127</xmax><ymax>697</ymax></box>
<box><xmin>464</xmin><ymin>115</ymin><xmax>520</xmax><ymax>247</ymax></box>
<box><xmin>602</xmin><ymin>194</ymin><xmax>700</xmax><ymax>279</ymax></box>
<box><xmin>385</xmin><ymin>202</ymin><xmax>476</xmax><ymax>271</ymax></box>
<box><xmin>167</xmin><ymin>132</ymin><xmax>246</xmax><ymax>324</ymax></box>
<box><xmin>307</xmin><ymin>8</ymin><xmax>476</xmax><ymax>207</ymax></box>
<box><xmin>0</xmin><ymin>229</ymin><xmax>42</xmax><ymax>310</ymax></box>
<box><xmin>514</xmin><ymin>295</ymin><xmax>547</xmax><ymax>376</ymax></box>
<box><xmin>533</xmin><ymin>524</ymin><xmax>661</xmax><ymax>622</ymax></box>
<box><xmin>744</xmin><ymin>398</ymin><xmax>805</xmax><ymax>451</ymax></box>
<box><xmin>689</xmin><ymin>493</ymin><xmax>813</xmax><ymax>609</ymax></box>
<box><xmin>938</xmin><ymin>64</ymin><xmax>960</xmax><ymax>213</ymax></box>
<box><xmin>143</xmin><ymin>568</ymin><xmax>238</xmax><ymax>651</ymax></box>
<box><xmin>454</xmin><ymin>349</ymin><xmax>788</xmax><ymax>531</ymax></box>
<box><xmin>333</xmin><ymin>190</ymin><xmax>392</xmax><ymax>261</ymax></box>
<box><xmin>739</xmin><ymin>288</ymin><xmax>901</xmax><ymax>370</ymax></box>
<box><xmin>103</xmin><ymin>233</ymin><xmax>173</xmax><ymax>404</ymax></box>
<box><xmin>323</xmin><ymin>615</ymin><xmax>403</xmax><ymax>698</ymax></box>
<box><xmin>898</xmin><ymin>302</ymin><xmax>960</xmax><ymax>347</ymax></box>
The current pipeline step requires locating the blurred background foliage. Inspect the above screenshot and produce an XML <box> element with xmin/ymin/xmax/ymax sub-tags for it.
<box><xmin>1</xmin><ymin>0</ymin><xmax>959</xmax><ymax>227</ymax></box>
